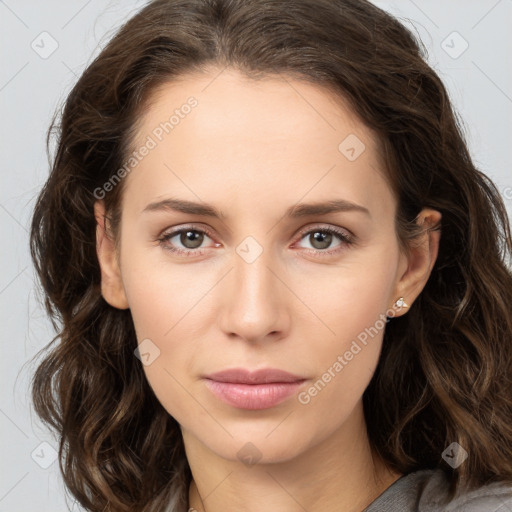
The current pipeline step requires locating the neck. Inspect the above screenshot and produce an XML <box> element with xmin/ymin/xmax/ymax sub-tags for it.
<box><xmin>185</xmin><ymin>403</ymin><xmax>401</xmax><ymax>512</ymax></box>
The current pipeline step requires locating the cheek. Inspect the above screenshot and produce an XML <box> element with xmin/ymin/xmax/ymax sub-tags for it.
<box><xmin>292</xmin><ymin>246</ymin><xmax>398</xmax><ymax>405</ymax></box>
<box><xmin>119</xmin><ymin>251</ymin><xmax>210</xmax><ymax>419</ymax></box>
<box><xmin>294</xmin><ymin>300</ymin><xmax>387</xmax><ymax>435</ymax></box>
<box><xmin>293</xmin><ymin>241</ymin><xmax>398</xmax><ymax>344</ymax></box>
<box><xmin>123</xmin><ymin>275</ymin><xmax>170</xmax><ymax>340</ymax></box>
<box><xmin>120</xmin><ymin>246</ymin><xmax>206</xmax><ymax>340</ymax></box>
<box><xmin>125</xmin><ymin>272</ymin><xmax>198</xmax><ymax>423</ymax></box>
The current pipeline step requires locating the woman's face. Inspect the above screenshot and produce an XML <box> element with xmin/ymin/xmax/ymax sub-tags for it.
<box><xmin>97</xmin><ymin>68</ymin><xmax>423</xmax><ymax>464</ymax></box>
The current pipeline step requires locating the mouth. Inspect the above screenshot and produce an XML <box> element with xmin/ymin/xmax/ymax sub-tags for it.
<box><xmin>203</xmin><ymin>368</ymin><xmax>307</xmax><ymax>410</ymax></box>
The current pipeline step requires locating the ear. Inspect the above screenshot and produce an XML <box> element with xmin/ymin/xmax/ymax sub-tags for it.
<box><xmin>94</xmin><ymin>201</ymin><xmax>129</xmax><ymax>310</ymax></box>
<box><xmin>391</xmin><ymin>208</ymin><xmax>442</xmax><ymax>317</ymax></box>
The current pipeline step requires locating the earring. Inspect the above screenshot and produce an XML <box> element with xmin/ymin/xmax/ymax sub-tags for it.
<box><xmin>395</xmin><ymin>297</ymin><xmax>409</xmax><ymax>308</ymax></box>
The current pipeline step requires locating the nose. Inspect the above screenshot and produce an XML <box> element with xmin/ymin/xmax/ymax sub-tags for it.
<box><xmin>217</xmin><ymin>243</ymin><xmax>291</xmax><ymax>344</ymax></box>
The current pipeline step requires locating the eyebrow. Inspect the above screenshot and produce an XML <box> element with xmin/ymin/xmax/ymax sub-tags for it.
<box><xmin>142</xmin><ymin>198</ymin><xmax>371</xmax><ymax>219</ymax></box>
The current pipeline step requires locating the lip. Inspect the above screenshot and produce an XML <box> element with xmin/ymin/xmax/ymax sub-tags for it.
<box><xmin>204</xmin><ymin>368</ymin><xmax>305</xmax><ymax>384</ymax></box>
<box><xmin>203</xmin><ymin>368</ymin><xmax>307</xmax><ymax>410</ymax></box>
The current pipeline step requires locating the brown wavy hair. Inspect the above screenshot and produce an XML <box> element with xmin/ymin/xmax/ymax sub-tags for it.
<box><xmin>30</xmin><ymin>0</ymin><xmax>512</xmax><ymax>510</ymax></box>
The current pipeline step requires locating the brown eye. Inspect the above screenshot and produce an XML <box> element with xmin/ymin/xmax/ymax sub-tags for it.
<box><xmin>158</xmin><ymin>226</ymin><xmax>216</xmax><ymax>256</ymax></box>
<box><xmin>177</xmin><ymin>230</ymin><xmax>204</xmax><ymax>249</ymax></box>
<box><xmin>295</xmin><ymin>226</ymin><xmax>354</xmax><ymax>257</ymax></box>
<box><xmin>308</xmin><ymin>231</ymin><xmax>333</xmax><ymax>250</ymax></box>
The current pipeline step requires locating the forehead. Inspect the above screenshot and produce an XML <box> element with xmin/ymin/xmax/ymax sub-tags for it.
<box><xmin>123</xmin><ymin>68</ymin><xmax>393</xmax><ymax>219</ymax></box>
<box><xmin>136</xmin><ymin>68</ymin><xmax>372</xmax><ymax>150</ymax></box>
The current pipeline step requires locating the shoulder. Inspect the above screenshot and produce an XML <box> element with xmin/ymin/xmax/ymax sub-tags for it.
<box><xmin>364</xmin><ymin>469</ymin><xmax>512</xmax><ymax>512</ymax></box>
<box><xmin>418</xmin><ymin>469</ymin><xmax>512</xmax><ymax>512</ymax></box>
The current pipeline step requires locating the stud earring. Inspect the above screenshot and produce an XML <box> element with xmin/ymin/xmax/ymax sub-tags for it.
<box><xmin>395</xmin><ymin>297</ymin><xmax>409</xmax><ymax>308</ymax></box>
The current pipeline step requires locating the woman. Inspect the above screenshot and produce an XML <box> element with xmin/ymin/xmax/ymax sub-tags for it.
<box><xmin>30</xmin><ymin>0</ymin><xmax>512</xmax><ymax>511</ymax></box>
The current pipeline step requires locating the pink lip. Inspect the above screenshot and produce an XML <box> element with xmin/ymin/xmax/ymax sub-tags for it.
<box><xmin>203</xmin><ymin>368</ymin><xmax>307</xmax><ymax>410</ymax></box>
<box><xmin>205</xmin><ymin>368</ymin><xmax>305</xmax><ymax>384</ymax></box>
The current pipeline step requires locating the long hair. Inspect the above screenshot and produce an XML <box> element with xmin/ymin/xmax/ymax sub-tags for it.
<box><xmin>30</xmin><ymin>0</ymin><xmax>512</xmax><ymax>510</ymax></box>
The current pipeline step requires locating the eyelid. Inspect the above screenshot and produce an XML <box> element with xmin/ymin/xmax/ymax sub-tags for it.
<box><xmin>158</xmin><ymin>223</ymin><xmax>216</xmax><ymax>242</ymax></box>
<box><xmin>294</xmin><ymin>223</ymin><xmax>354</xmax><ymax>242</ymax></box>
<box><xmin>156</xmin><ymin>224</ymin><xmax>218</xmax><ymax>246</ymax></box>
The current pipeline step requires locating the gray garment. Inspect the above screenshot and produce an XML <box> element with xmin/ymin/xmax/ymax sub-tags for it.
<box><xmin>364</xmin><ymin>469</ymin><xmax>512</xmax><ymax>512</ymax></box>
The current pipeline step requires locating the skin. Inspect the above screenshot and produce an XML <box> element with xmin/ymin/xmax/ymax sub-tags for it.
<box><xmin>95</xmin><ymin>67</ymin><xmax>441</xmax><ymax>512</ymax></box>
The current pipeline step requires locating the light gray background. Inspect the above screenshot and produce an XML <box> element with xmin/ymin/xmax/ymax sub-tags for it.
<box><xmin>1</xmin><ymin>1</ymin><xmax>511</xmax><ymax>510</ymax></box>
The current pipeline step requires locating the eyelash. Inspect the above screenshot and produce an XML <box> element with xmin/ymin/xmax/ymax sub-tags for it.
<box><xmin>157</xmin><ymin>224</ymin><xmax>354</xmax><ymax>258</ymax></box>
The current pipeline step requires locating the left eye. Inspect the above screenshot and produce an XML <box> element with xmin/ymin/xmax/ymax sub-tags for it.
<box><xmin>296</xmin><ymin>227</ymin><xmax>352</xmax><ymax>252</ymax></box>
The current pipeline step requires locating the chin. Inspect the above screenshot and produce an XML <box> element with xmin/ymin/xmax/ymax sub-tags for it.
<box><xmin>194</xmin><ymin>422</ymin><xmax>315</xmax><ymax>467</ymax></box>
